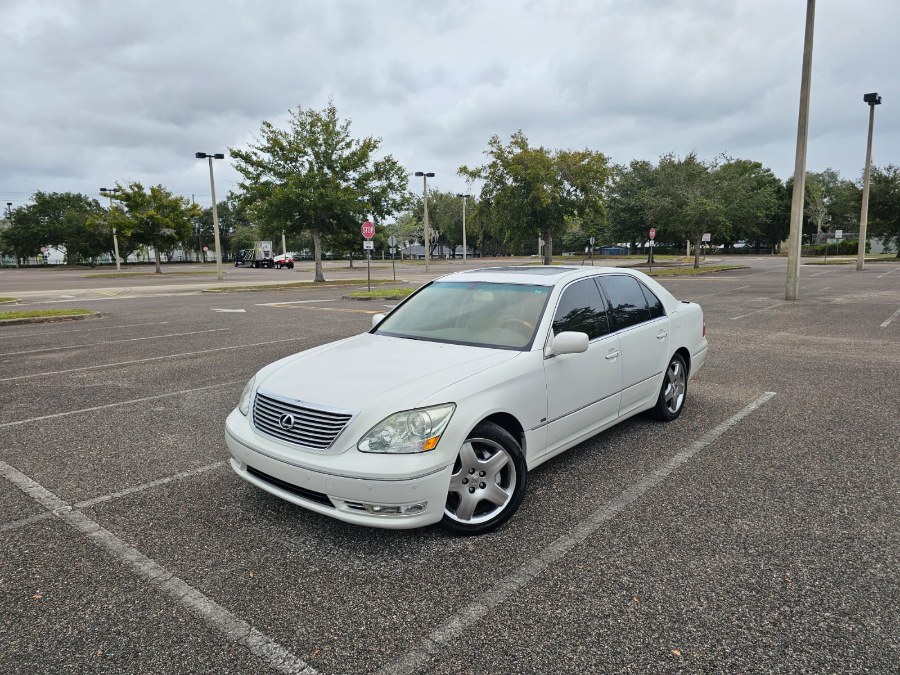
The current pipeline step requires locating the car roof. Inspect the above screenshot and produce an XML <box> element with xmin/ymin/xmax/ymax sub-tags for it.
<box><xmin>438</xmin><ymin>265</ymin><xmax>631</xmax><ymax>286</ymax></box>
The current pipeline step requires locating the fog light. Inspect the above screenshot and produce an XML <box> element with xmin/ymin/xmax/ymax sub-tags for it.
<box><xmin>361</xmin><ymin>502</ymin><xmax>428</xmax><ymax>516</ymax></box>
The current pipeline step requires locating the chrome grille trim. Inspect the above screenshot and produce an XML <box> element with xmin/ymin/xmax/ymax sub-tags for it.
<box><xmin>252</xmin><ymin>389</ymin><xmax>357</xmax><ymax>450</ymax></box>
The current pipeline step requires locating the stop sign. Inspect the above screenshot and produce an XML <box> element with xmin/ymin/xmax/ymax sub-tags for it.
<box><xmin>649</xmin><ymin>228</ymin><xmax>656</xmax><ymax>240</ymax></box>
<box><xmin>361</xmin><ymin>221</ymin><xmax>375</xmax><ymax>239</ymax></box>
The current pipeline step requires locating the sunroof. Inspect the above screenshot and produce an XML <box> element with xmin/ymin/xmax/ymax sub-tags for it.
<box><xmin>461</xmin><ymin>266</ymin><xmax>574</xmax><ymax>276</ymax></box>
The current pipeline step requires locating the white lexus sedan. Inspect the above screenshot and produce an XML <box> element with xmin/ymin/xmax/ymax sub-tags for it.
<box><xmin>225</xmin><ymin>266</ymin><xmax>707</xmax><ymax>535</ymax></box>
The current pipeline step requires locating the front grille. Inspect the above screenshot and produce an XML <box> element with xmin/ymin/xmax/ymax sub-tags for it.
<box><xmin>252</xmin><ymin>390</ymin><xmax>355</xmax><ymax>450</ymax></box>
<box><xmin>246</xmin><ymin>465</ymin><xmax>334</xmax><ymax>508</ymax></box>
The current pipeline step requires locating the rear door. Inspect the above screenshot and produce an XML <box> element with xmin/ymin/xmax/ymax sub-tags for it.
<box><xmin>543</xmin><ymin>278</ymin><xmax>622</xmax><ymax>456</ymax></box>
<box><xmin>597</xmin><ymin>275</ymin><xmax>670</xmax><ymax>416</ymax></box>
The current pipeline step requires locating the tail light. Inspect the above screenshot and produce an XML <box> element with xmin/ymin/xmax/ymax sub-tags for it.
<box><xmin>702</xmin><ymin>319</ymin><xmax>707</xmax><ymax>337</ymax></box>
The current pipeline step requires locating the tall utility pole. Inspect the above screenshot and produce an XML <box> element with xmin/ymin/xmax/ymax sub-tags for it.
<box><xmin>456</xmin><ymin>193</ymin><xmax>469</xmax><ymax>262</ymax></box>
<box><xmin>100</xmin><ymin>187</ymin><xmax>122</xmax><ymax>271</ymax></box>
<box><xmin>857</xmin><ymin>93</ymin><xmax>882</xmax><ymax>271</ymax></box>
<box><xmin>415</xmin><ymin>171</ymin><xmax>434</xmax><ymax>272</ymax></box>
<box><xmin>785</xmin><ymin>0</ymin><xmax>816</xmax><ymax>301</ymax></box>
<box><xmin>195</xmin><ymin>152</ymin><xmax>225</xmax><ymax>282</ymax></box>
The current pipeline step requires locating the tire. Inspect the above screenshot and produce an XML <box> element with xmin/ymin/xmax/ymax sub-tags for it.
<box><xmin>441</xmin><ymin>422</ymin><xmax>527</xmax><ymax>535</ymax></box>
<box><xmin>652</xmin><ymin>353</ymin><xmax>688</xmax><ymax>421</ymax></box>
<box><xmin>274</xmin><ymin>262</ymin><xmax>281</xmax><ymax>269</ymax></box>
<box><xmin>287</xmin><ymin>262</ymin><xmax>294</xmax><ymax>269</ymax></box>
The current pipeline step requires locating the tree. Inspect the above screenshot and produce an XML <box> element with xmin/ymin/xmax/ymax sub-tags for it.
<box><xmin>2</xmin><ymin>192</ymin><xmax>106</xmax><ymax>265</ymax></box>
<box><xmin>459</xmin><ymin>131</ymin><xmax>611</xmax><ymax>264</ymax></box>
<box><xmin>607</xmin><ymin>160</ymin><xmax>659</xmax><ymax>249</ymax></box>
<box><xmin>646</xmin><ymin>153</ymin><xmax>726</xmax><ymax>268</ymax></box>
<box><xmin>198</xmin><ymin>198</ymin><xmax>253</xmax><ymax>261</ymax></box>
<box><xmin>868</xmin><ymin>164</ymin><xmax>900</xmax><ymax>257</ymax></box>
<box><xmin>111</xmin><ymin>183</ymin><xmax>200</xmax><ymax>273</ymax></box>
<box><xmin>230</xmin><ymin>102</ymin><xmax>410</xmax><ymax>282</ymax></box>
<box><xmin>716</xmin><ymin>159</ymin><xmax>781</xmax><ymax>248</ymax></box>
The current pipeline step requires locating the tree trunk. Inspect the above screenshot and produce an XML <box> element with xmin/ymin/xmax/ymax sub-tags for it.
<box><xmin>312</xmin><ymin>230</ymin><xmax>325</xmax><ymax>282</ymax></box>
<box><xmin>693</xmin><ymin>236</ymin><xmax>701</xmax><ymax>269</ymax></box>
<box><xmin>542</xmin><ymin>226</ymin><xmax>552</xmax><ymax>265</ymax></box>
<box><xmin>348</xmin><ymin>251</ymin><xmax>353</xmax><ymax>268</ymax></box>
<box><xmin>154</xmin><ymin>245</ymin><xmax>162</xmax><ymax>274</ymax></box>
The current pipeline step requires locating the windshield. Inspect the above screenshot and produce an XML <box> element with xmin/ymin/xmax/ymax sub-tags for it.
<box><xmin>374</xmin><ymin>281</ymin><xmax>551</xmax><ymax>350</ymax></box>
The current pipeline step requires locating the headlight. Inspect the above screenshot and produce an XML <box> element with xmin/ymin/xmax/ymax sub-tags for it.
<box><xmin>358</xmin><ymin>404</ymin><xmax>456</xmax><ymax>454</ymax></box>
<box><xmin>238</xmin><ymin>376</ymin><xmax>256</xmax><ymax>416</ymax></box>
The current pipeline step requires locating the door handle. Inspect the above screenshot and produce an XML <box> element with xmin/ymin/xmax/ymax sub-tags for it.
<box><xmin>656</xmin><ymin>331</ymin><xmax>668</xmax><ymax>340</ymax></box>
<box><xmin>605</xmin><ymin>350</ymin><xmax>620</xmax><ymax>360</ymax></box>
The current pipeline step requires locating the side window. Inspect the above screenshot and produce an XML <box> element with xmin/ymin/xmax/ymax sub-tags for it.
<box><xmin>552</xmin><ymin>278</ymin><xmax>610</xmax><ymax>340</ymax></box>
<box><xmin>598</xmin><ymin>275</ymin><xmax>651</xmax><ymax>330</ymax></box>
<box><xmin>640</xmin><ymin>284</ymin><xmax>665</xmax><ymax>319</ymax></box>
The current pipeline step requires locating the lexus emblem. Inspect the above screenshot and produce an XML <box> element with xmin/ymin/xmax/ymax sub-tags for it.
<box><xmin>278</xmin><ymin>413</ymin><xmax>296</xmax><ymax>430</ymax></box>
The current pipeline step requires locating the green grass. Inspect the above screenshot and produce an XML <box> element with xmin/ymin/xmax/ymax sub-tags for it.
<box><xmin>0</xmin><ymin>308</ymin><xmax>94</xmax><ymax>320</ymax></box>
<box><xmin>345</xmin><ymin>288</ymin><xmax>416</xmax><ymax>299</ymax></box>
<box><xmin>643</xmin><ymin>265</ymin><xmax>747</xmax><ymax>277</ymax></box>
<box><xmin>0</xmin><ymin>297</ymin><xmax>18</xmax><ymax>304</ymax></box>
<box><xmin>204</xmin><ymin>279</ymin><xmax>397</xmax><ymax>293</ymax></box>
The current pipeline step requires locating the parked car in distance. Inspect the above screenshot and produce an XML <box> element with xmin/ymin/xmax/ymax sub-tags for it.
<box><xmin>225</xmin><ymin>266</ymin><xmax>708</xmax><ymax>535</ymax></box>
<box><xmin>273</xmin><ymin>253</ymin><xmax>294</xmax><ymax>269</ymax></box>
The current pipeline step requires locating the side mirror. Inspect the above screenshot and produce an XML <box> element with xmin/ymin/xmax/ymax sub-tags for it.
<box><xmin>548</xmin><ymin>331</ymin><xmax>589</xmax><ymax>356</ymax></box>
<box><xmin>371</xmin><ymin>313</ymin><xmax>386</xmax><ymax>328</ymax></box>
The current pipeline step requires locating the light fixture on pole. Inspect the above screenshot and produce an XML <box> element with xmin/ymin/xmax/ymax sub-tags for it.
<box><xmin>100</xmin><ymin>187</ymin><xmax>122</xmax><ymax>271</ymax></box>
<box><xmin>414</xmin><ymin>171</ymin><xmax>434</xmax><ymax>272</ymax></box>
<box><xmin>5</xmin><ymin>202</ymin><xmax>12</xmax><ymax>219</ymax></box>
<box><xmin>195</xmin><ymin>152</ymin><xmax>226</xmax><ymax>282</ymax></box>
<box><xmin>857</xmin><ymin>92</ymin><xmax>881</xmax><ymax>272</ymax></box>
<box><xmin>456</xmin><ymin>193</ymin><xmax>470</xmax><ymax>262</ymax></box>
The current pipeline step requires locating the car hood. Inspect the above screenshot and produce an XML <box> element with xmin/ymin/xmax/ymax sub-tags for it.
<box><xmin>257</xmin><ymin>333</ymin><xmax>521</xmax><ymax>411</ymax></box>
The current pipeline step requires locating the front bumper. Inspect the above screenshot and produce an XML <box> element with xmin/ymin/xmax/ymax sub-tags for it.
<box><xmin>226</xmin><ymin>415</ymin><xmax>452</xmax><ymax>529</ymax></box>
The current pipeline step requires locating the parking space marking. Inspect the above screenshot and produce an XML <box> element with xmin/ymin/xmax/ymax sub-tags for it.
<box><xmin>0</xmin><ymin>381</ymin><xmax>241</xmax><ymax>428</ymax></box>
<box><xmin>877</xmin><ymin>266</ymin><xmax>900</xmax><ymax>278</ymax></box>
<box><xmin>0</xmin><ymin>321</ymin><xmax>170</xmax><ymax>340</ymax></box>
<box><xmin>688</xmin><ymin>284</ymin><xmax>750</xmax><ymax>299</ymax></box>
<box><xmin>267</xmin><ymin>305</ymin><xmax>382</xmax><ymax>315</ymax></box>
<box><xmin>0</xmin><ymin>461</ymin><xmax>227</xmax><ymax>533</ymax></box>
<box><xmin>810</xmin><ymin>270</ymin><xmax>831</xmax><ymax>277</ymax></box>
<box><xmin>0</xmin><ymin>328</ymin><xmax>230</xmax><ymax>357</ymax></box>
<box><xmin>880</xmin><ymin>307</ymin><xmax>900</xmax><ymax>328</ymax></box>
<box><xmin>730</xmin><ymin>303</ymin><xmax>788</xmax><ymax>320</ymax></box>
<box><xmin>0</xmin><ymin>460</ymin><xmax>316</xmax><ymax>675</ymax></box>
<box><xmin>0</xmin><ymin>337</ymin><xmax>308</xmax><ymax>383</ymax></box>
<box><xmin>378</xmin><ymin>392</ymin><xmax>777</xmax><ymax>675</ymax></box>
<box><xmin>256</xmin><ymin>299</ymin><xmax>333</xmax><ymax>306</ymax></box>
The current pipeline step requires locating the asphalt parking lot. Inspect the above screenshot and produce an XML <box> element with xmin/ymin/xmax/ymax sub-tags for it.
<box><xmin>1</xmin><ymin>257</ymin><xmax>898</xmax><ymax>674</ymax></box>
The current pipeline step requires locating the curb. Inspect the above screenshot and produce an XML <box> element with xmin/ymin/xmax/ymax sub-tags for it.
<box><xmin>0</xmin><ymin>311</ymin><xmax>101</xmax><ymax>326</ymax></box>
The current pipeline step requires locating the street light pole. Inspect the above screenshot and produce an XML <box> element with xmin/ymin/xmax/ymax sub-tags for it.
<box><xmin>196</xmin><ymin>152</ymin><xmax>226</xmax><ymax>282</ymax></box>
<box><xmin>100</xmin><ymin>187</ymin><xmax>122</xmax><ymax>271</ymax></box>
<box><xmin>857</xmin><ymin>93</ymin><xmax>881</xmax><ymax>272</ymax></box>
<box><xmin>785</xmin><ymin>0</ymin><xmax>816</xmax><ymax>301</ymax></box>
<box><xmin>457</xmin><ymin>193</ymin><xmax>469</xmax><ymax>262</ymax></box>
<box><xmin>415</xmin><ymin>171</ymin><xmax>434</xmax><ymax>272</ymax></box>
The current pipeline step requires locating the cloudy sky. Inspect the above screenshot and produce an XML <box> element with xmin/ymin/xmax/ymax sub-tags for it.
<box><xmin>2</xmin><ymin>0</ymin><xmax>897</xmax><ymax>211</ymax></box>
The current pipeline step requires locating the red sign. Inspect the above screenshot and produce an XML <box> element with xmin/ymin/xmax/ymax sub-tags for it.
<box><xmin>649</xmin><ymin>228</ymin><xmax>656</xmax><ymax>240</ymax></box>
<box><xmin>40</xmin><ymin>246</ymin><xmax>49</xmax><ymax>253</ymax></box>
<box><xmin>361</xmin><ymin>221</ymin><xmax>375</xmax><ymax>239</ymax></box>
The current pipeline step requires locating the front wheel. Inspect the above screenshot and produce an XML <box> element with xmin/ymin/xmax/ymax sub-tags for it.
<box><xmin>442</xmin><ymin>422</ymin><xmax>527</xmax><ymax>535</ymax></box>
<box><xmin>652</xmin><ymin>353</ymin><xmax>688</xmax><ymax>421</ymax></box>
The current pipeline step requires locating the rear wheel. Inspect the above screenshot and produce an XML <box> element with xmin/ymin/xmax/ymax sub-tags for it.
<box><xmin>441</xmin><ymin>422</ymin><xmax>527</xmax><ymax>535</ymax></box>
<box><xmin>652</xmin><ymin>353</ymin><xmax>687</xmax><ymax>421</ymax></box>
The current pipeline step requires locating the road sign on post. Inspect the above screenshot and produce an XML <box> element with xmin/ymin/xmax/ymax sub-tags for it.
<box><xmin>361</xmin><ymin>221</ymin><xmax>375</xmax><ymax>239</ymax></box>
<box><xmin>649</xmin><ymin>228</ymin><xmax>656</xmax><ymax>240</ymax></box>
<box><xmin>701</xmin><ymin>233</ymin><xmax>711</xmax><ymax>242</ymax></box>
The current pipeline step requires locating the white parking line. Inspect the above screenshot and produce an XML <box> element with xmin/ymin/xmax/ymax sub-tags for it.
<box><xmin>0</xmin><ymin>328</ymin><xmax>229</xmax><ymax>357</ymax></box>
<box><xmin>0</xmin><ymin>461</ymin><xmax>227</xmax><ymax>533</ymax></box>
<box><xmin>256</xmin><ymin>299</ymin><xmax>332</xmax><ymax>306</ymax></box>
<box><xmin>0</xmin><ymin>337</ymin><xmax>307</xmax><ymax>383</ymax></box>
<box><xmin>880</xmin><ymin>307</ymin><xmax>900</xmax><ymax>328</ymax></box>
<box><xmin>690</xmin><ymin>284</ymin><xmax>750</xmax><ymax>299</ymax></box>
<box><xmin>809</xmin><ymin>270</ymin><xmax>831</xmax><ymax>277</ymax></box>
<box><xmin>877</xmin><ymin>266</ymin><xmax>900</xmax><ymax>278</ymax></box>
<box><xmin>0</xmin><ymin>321</ymin><xmax>170</xmax><ymax>340</ymax></box>
<box><xmin>377</xmin><ymin>392</ymin><xmax>777</xmax><ymax>675</ymax></box>
<box><xmin>0</xmin><ymin>381</ymin><xmax>240</xmax><ymax>428</ymax></box>
<box><xmin>0</xmin><ymin>460</ymin><xmax>316</xmax><ymax>675</ymax></box>
<box><xmin>730</xmin><ymin>303</ymin><xmax>788</xmax><ymax>320</ymax></box>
